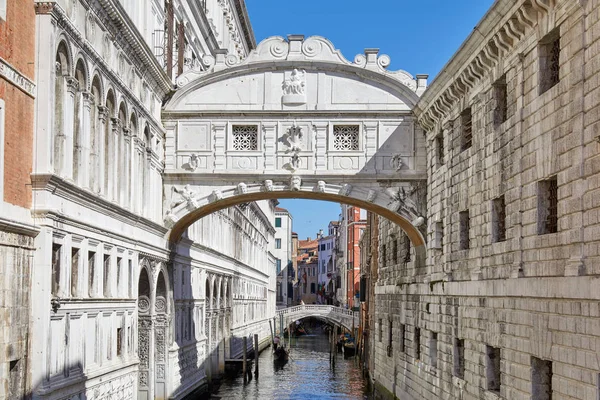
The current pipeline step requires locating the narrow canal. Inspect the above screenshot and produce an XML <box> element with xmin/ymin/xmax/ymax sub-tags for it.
<box><xmin>208</xmin><ymin>329</ymin><xmax>371</xmax><ymax>399</ymax></box>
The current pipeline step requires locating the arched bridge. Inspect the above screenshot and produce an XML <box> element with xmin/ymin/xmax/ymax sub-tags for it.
<box><xmin>276</xmin><ymin>305</ymin><xmax>358</xmax><ymax>332</ymax></box>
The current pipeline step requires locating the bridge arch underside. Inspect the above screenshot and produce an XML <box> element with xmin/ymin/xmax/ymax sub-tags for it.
<box><xmin>284</xmin><ymin>314</ymin><xmax>354</xmax><ymax>332</ymax></box>
<box><xmin>166</xmin><ymin>188</ymin><xmax>426</xmax><ymax>248</ymax></box>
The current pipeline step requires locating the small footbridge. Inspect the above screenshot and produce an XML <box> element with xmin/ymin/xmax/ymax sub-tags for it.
<box><xmin>276</xmin><ymin>305</ymin><xmax>358</xmax><ymax>331</ymax></box>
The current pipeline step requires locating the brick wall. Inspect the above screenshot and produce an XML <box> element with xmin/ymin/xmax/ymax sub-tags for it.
<box><xmin>0</xmin><ymin>0</ymin><xmax>35</xmax><ymax>208</ymax></box>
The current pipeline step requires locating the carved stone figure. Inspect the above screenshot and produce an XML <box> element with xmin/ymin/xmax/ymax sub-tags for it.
<box><xmin>390</xmin><ymin>154</ymin><xmax>404</xmax><ymax>171</ymax></box>
<box><xmin>289</xmin><ymin>176</ymin><xmax>301</xmax><ymax>191</ymax></box>
<box><xmin>263</xmin><ymin>180</ymin><xmax>274</xmax><ymax>192</ymax></box>
<box><xmin>188</xmin><ymin>154</ymin><xmax>199</xmax><ymax>171</ymax></box>
<box><xmin>315</xmin><ymin>180</ymin><xmax>326</xmax><ymax>193</ymax></box>
<box><xmin>339</xmin><ymin>184</ymin><xmax>352</xmax><ymax>196</ymax></box>
<box><xmin>237</xmin><ymin>182</ymin><xmax>247</xmax><ymax>194</ymax></box>
<box><xmin>171</xmin><ymin>184</ymin><xmax>198</xmax><ymax>210</ymax></box>
<box><xmin>164</xmin><ymin>210</ymin><xmax>178</xmax><ymax>228</ymax></box>
<box><xmin>282</xmin><ymin>69</ymin><xmax>307</xmax><ymax>105</ymax></box>
<box><xmin>367</xmin><ymin>189</ymin><xmax>377</xmax><ymax>203</ymax></box>
<box><xmin>388</xmin><ymin>186</ymin><xmax>420</xmax><ymax>219</ymax></box>
<box><xmin>289</xmin><ymin>153</ymin><xmax>301</xmax><ymax>170</ymax></box>
<box><xmin>211</xmin><ymin>189</ymin><xmax>223</xmax><ymax>202</ymax></box>
<box><xmin>283</xmin><ymin>69</ymin><xmax>305</xmax><ymax>95</ymax></box>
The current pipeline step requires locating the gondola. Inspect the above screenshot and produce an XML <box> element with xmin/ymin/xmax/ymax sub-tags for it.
<box><xmin>273</xmin><ymin>346</ymin><xmax>289</xmax><ymax>362</ymax></box>
<box><xmin>343</xmin><ymin>342</ymin><xmax>356</xmax><ymax>358</ymax></box>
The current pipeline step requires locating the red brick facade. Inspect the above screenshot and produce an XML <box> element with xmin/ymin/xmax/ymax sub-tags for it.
<box><xmin>0</xmin><ymin>0</ymin><xmax>35</xmax><ymax>208</ymax></box>
<box><xmin>345</xmin><ymin>206</ymin><xmax>366</xmax><ymax>306</ymax></box>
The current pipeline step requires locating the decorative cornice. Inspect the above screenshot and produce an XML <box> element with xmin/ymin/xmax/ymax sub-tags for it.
<box><xmin>0</xmin><ymin>57</ymin><xmax>36</xmax><ymax>98</ymax></box>
<box><xmin>415</xmin><ymin>0</ymin><xmax>570</xmax><ymax>132</ymax></box>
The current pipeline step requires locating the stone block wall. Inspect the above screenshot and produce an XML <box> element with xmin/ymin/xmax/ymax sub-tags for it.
<box><xmin>371</xmin><ymin>0</ymin><xmax>600</xmax><ymax>399</ymax></box>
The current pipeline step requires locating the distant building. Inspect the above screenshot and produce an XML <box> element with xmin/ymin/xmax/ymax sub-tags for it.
<box><xmin>317</xmin><ymin>221</ymin><xmax>339</xmax><ymax>304</ymax></box>
<box><xmin>343</xmin><ymin>205</ymin><xmax>366</xmax><ymax>308</ymax></box>
<box><xmin>272</xmin><ymin>207</ymin><xmax>293</xmax><ymax>307</ymax></box>
<box><xmin>296</xmin><ymin>237</ymin><xmax>319</xmax><ymax>304</ymax></box>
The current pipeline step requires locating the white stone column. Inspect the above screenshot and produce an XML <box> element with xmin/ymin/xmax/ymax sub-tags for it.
<box><xmin>123</xmin><ymin>128</ymin><xmax>131</xmax><ymax>210</ymax></box>
<box><xmin>111</xmin><ymin>118</ymin><xmax>121</xmax><ymax>202</ymax></box>
<box><xmin>96</xmin><ymin>106</ymin><xmax>108</xmax><ymax>196</ymax></box>
<box><xmin>63</xmin><ymin>77</ymin><xmax>78</xmax><ymax>181</ymax></box>
<box><xmin>129</xmin><ymin>137</ymin><xmax>138</xmax><ymax>212</ymax></box>
<box><xmin>81</xmin><ymin>92</ymin><xmax>93</xmax><ymax>189</ymax></box>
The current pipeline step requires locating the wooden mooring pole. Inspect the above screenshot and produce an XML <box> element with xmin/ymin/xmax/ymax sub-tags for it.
<box><xmin>254</xmin><ymin>334</ymin><xmax>259</xmax><ymax>377</ymax></box>
<box><xmin>243</xmin><ymin>336</ymin><xmax>248</xmax><ymax>384</ymax></box>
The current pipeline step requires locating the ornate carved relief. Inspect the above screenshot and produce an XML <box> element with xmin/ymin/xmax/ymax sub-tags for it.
<box><xmin>171</xmin><ymin>184</ymin><xmax>199</xmax><ymax>210</ymax></box>
<box><xmin>282</xmin><ymin>69</ymin><xmax>306</xmax><ymax>105</ymax></box>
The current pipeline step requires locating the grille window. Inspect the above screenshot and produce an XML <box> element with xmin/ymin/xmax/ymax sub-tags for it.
<box><xmin>232</xmin><ymin>125</ymin><xmax>258</xmax><ymax>150</ymax></box>
<box><xmin>492</xmin><ymin>195</ymin><xmax>507</xmax><ymax>243</ymax></box>
<box><xmin>539</xmin><ymin>28</ymin><xmax>560</xmax><ymax>94</ymax></box>
<box><xmin>461</xmin><ymin>108</ymin><xmax>472</xmax><ymax>151</ymax></box>
<box><xmin>494</xmin><ymin>75</ymin><xmax>508</xmax><ymax>126</ymax></box>
<box><xmin>538</xmin><ymin>177</ymin><xmax>558</xmax><ymax>235</ymax></box>
<box><xmin>333</xmin><ymin>125</ymin><xmax>359</xmax><ymax>151</ymax></box>
<box><xmin>459</xmin><ymin>210</ymin><xmax>470</xmax><ymax>250</ymax></box>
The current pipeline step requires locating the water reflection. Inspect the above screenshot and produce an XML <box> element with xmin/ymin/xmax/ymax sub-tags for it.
<box><xmin>209</xmin><ymin>332</ymin><xmax>370</xmax><ymax>400</ymax></box>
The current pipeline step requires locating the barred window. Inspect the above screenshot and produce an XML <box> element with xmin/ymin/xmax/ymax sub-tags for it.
<box><xmin>461</xmin><ymin>108</ymin><xmax>472</xmax><ymax>151</ymax></box>
<box><xmin>232</xmin><ymin>125</ymin><xmax>258</xmax><ymax>150</ymax></box>
<box><xmin>539</xmin><ymin>28</ymin><xmax>560</xmax><ymax>95</ymax></box>
<box><xmin>538</xmin><ymin>177</ymin><xmax>558</xmax><ymax>235</ymax></box>
<box><xmin>493</xmin><ymin>75</ymin><xmax>508</xmax><ymax>126</ymax></box>
<box><xmin>333</xmin><ymin>125</ymin><xmax>359</xmax><ymax>151</ymax></box>
<box><xmin>492</xmin><ymin>195</ymin><xmax>506</xmax><ymax>243</ymax></box>
<box><xmin>459</xmin><ymin>210</ymin><xmax>470</xmax><ymax>250</ymax></box>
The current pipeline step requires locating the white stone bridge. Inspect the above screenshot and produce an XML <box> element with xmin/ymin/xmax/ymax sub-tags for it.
<box><xmin>276</xmin><ymin>305</ymin><xmax>358</xmax><ymax>331</ymax></box>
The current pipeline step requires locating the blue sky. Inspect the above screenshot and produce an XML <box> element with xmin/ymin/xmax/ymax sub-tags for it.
<box><xmin>245</xmin><ymin>0</ymin><xmax>495</xmax><ymax>239</ymax></box>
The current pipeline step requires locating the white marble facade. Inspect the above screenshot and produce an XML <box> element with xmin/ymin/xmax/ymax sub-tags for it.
<box><xmin>29</xmin><ymin>1</ymin><xmax>270</xmax><ymax>399</ymax></box>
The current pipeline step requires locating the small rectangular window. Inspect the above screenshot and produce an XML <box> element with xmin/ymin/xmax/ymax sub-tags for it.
<box><xmin>538</xmin><ymin>177</ymin><xmax>558</xmax><ymax>235</ymax></box>
<box><xmin>493</xmin><ymin>74</ymin><xmax>508</xmax><ymax>126</ymax></box>
<box><xmin>88</xmin><ymin>251</ymin><xmax>96</xmax><ymax>297</ymax></box>
<box><xmin>454</xmin><ymin>338</ymin><xmax>465</xmax><ymax>378</ymax></box>
<box><xmin>399</xmin><ymin>324</ymin><xmax>406</xmax><ymax>353</ymax></box>
<box><xmin>539</xmin><ymin>28</ymin><xmax>560</xmax><ymax>94</ymax></box>
<box><xmin>117</xmin><ymin>257</ymin><xmax>123</xmax><ymax>295</ymax></box>
<box><xmin>378</xmin><ymin>318</ymin><xmax>383</xmax><ymax>342</ymax></box>
<box><xmin>436</xmin><ymin>131</ymin><xmax>444</xmax><ymax>165</ymax></box>
<box><xmin>52</xmin><ymin>244</ymin><xmax>62</xmax><ymax>296</ymax></box>
<box><xmin>430</xmin><ymin>332</ymin><xmax>438</xmax><ymax>369</ymax></box>
<box><xmin>387</xmin><ymin>318</ymin><xmax>393</xmax><ymax>357</ymax></box>
<box><xmin>392</xmin><ymin>239</ymin><xmax>398</xmax><ymax>264</ymax></box>
<box><xmin>434</xmin><ymin>221</ymin><xmax>444</xmax><ymax>250</ymax></box>
<box><xmin>103</xmin><ymin>254</ymin><xmax>110</xmax><ymax>297</ymax></box>
<box><xmin>128</xmin><ymin>260</ymin><xmax>133</xmax><ymax>298</ymax></box>
<box><xmin>276</xmin><ymin>259</ymin><xmax>281</xmax><ymax>274</ymax></box>
<box><xmin>275</xmin><ymin>238</ymin><xmax>282</xmax><ymax>249</ymax></box>
<box><xmin>492</xmin><ymin>195</ymin><xmax>507</xmax><ymax>243</ymax></box>
<box><xmin>414</xmin><ymin>327</ymin><xmax>421</xmax><ymax>360</ymax></box>
<box><xmin>71</xmin><ymin>248</ymin><xmax>80</xmax><ymax>297</ymax></box>
<box><xmin>531</xmin><ymin>356</ymin><xmax>552</xmax><ymax>400</ymax></box>
<box><xmin>310</xmin><ymin>282</ymin><xmax>316</xmax><ymax>293</ymax></box>
<box><xmin>381</xmin><ymin>244</ymin><xmax>386</xmax><ymax>268</ymax></box>
<box><xmin>459</xmin><ymin>210</ymin><xmax>470</xmax><ymax>250</ymax></box>
<box><xmin>486</xmin><ymin>345</ymin><xmax>501</xmax><ymax>392</ymax></box>
<box><xmin>461</xmin><ymin>108</ymin><xmax>472</xmax><ymax>151</ymax></box>
<box><xmin>403</xmin><ymin>234</ymin><xmax>411</xmax><ymax>263</ymax></box>
<box><xmin>275</xmin><ymin>217</ymin><xmax>282</xmax><ymax>228</ymax></box>
<box><xmin>116</xmin><ymin>328</ymin><xmax>123</xmax><ymax>356</ymax></box>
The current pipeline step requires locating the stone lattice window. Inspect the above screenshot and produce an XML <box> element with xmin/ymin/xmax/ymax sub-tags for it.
<box><xmin>453</xmin><ymin>338</ymin><xmax>465</xmax><ymax>379</ymax></box>
<box><xmin>538</xmin><ymin>177</ymin><xmax>558</xmax><ymax>235</ymax></box>
<box><xmin>333</xmin><ymin>125</ymin><xmax>360</xmax><ymax>151</ymax></box>
<box><xmin>532</xmin><ymin>357</ymin><xmax>552</xmax><ymax>400</ymax></box>
<box><xmin>461</xmin><ymin>108</ymin><xmax>472</xmax><ymax>151</ymax></box>
<box><xmin>232</xmin><ymin>125</ymin><xmax>258</xmax><ymax>150</ymax></box>
<box><xmin>459</xmin><ymin>210</ymin><xmax>470</xmax><ymax>250</ymax></box>
<box><xmin>486</xmin><ymin>345</ymin><xmax>501</xmax><ymax>392</ymax></box>
<box><xmin>539</xmin><ymin>28</ymin><xmax>560</xmax><ymax>94</ymax></box>
<box><xmin>493</xmin><ymin>74</ymin><xmax>508</xmax><ymax>126</ymax></box>
<box><xmin>492</xmin><ymin>195</ymin><xmax>506</xmax><ymax>243</ymax></box>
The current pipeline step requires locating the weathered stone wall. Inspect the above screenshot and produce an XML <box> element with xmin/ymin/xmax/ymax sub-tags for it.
<box><xmin>0</xmin><ymin>231</ymin><xmax>34</xmax><ymax>399</ymax></box>
<box><xmin>372</xmin><ymin>0</ymin><xmax>600</xmax><ymax>399</ymax></box>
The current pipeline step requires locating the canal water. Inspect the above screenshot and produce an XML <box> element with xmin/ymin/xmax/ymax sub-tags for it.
<box><xmin>209</xmin><ymin>331</ymin><xmax>371</xmax><ymax>399</ymax></box>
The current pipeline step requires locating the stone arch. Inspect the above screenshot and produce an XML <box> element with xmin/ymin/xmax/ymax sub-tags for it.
<box><xmin>212</xmin><ymin>279</ymin><xmax>218</xmax><ymax>309</ymax></box>
<box><xmin>90</xmin><ymin>73</ymin><xmax>104</xmax><ymax>104</ymax></box>
<box><xmin>291</xmin><ymin>315</ymin><xmax>353</xmax><ymax>332</ymax></box>
<box><xmin>118</xmin><ymin>101</ymin><xmax>128</xmax><ymax>126</ymax></box>
<box><xmin>73</xmin><ymin>59</ymin><xmax>88</xmax><ymax>185</ymax></box>
<box><xmin>73</xmin><ymin>58</ymin><xmax>88</xmax><ymax>90</ymax></box>
<box><xmin>165</xmin><ymin>182</ymin><xmax>426</xmax><ymax>248</ymax></box>
<box><xmin>137</xmin><ymin>266</ymin><xmax>151</xmax><ymax>312</ymax></box>
<box><xmin>155</xmin><ymin>270</ymin><xmax>167</xmax><ymax>313</ymax></box>
<box><xmin>104</xmin><ymin>89</ymin><xmax>116</xmax><ymax>197</ymax></box>
<box><xmin>129</xmin><ymin>112</ymin><xmax>139</xmax><ymax>138</ymax></box>
<box><xmin>90</xmin><ymin>74</ymin><xmax>103</xmax><ymax>192</ymax></box>
<box><xmin>55</xmin><ymin>39</ymin><xmax>72</xmax><ymax>77</ymax></box>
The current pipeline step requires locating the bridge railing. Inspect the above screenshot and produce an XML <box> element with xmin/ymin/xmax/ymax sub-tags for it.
<box><xmin>276</xmin><ymin>305</ymin><xmax>358</xmax><ymax>319</ymax></box>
